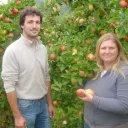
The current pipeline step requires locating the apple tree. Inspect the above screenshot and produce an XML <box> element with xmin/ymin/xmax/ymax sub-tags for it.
<box><xmin>0</xmin><ymin>0</ymin><xmax>128</xmax><ymax>127</ymax></box>
<box><xmin>38</xmin><ymin>0</ymin><xmax>128</xmax><ymax>127</ymax></box>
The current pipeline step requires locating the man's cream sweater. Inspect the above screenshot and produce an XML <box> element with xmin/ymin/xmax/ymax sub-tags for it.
<box><xmin>1</xmin><ymin>35</ymin><xmax>50</xmax><ymax>99</ymax></box>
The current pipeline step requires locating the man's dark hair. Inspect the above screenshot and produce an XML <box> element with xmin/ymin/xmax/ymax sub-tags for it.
<box><xmin>19</xmin><ymin>7</ymin><xmax>42</xmax><ymax>28</ymax></box>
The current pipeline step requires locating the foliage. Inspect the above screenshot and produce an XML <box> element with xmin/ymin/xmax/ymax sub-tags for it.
<box><xmin>40</xmin><ymin>0</ymin><xmax>128</xmax><ymax>127</ymax></box>
<box><xmin>0</xmin><ymin>0</ymin><xmax>128</xmax><ymax>127</ymax></box>
<box><xmin>38</xmin><ymin>1</ymin><xmax>128</xmax><ymax>127</ymax></box>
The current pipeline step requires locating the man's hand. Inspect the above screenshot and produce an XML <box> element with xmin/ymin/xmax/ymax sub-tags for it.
<box><xmin>48</xmin><ymin>105</ymin><xmax>55</xmax><ymax>120</ymax></box>
<box><xmin>15</xmin><ymin>115</ymin><xmax>27</xmax><ymax>128</ymax></box>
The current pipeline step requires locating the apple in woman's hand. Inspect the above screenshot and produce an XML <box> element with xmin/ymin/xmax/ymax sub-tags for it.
<box><xmin>85</xmin><ymin>89</ymin><xmax>94</xmax><ymax>96</ymax></box>
<box><xmin>76</xmin><ymin>89</ymin><xmax>86</xmax><ymax>97</ymax></box>
<box><xmin>76</xmin><ymin>89</ymin><xmax>94</xmax><ymax>98</ymax></box>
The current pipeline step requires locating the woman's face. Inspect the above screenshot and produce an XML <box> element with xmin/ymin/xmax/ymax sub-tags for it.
<box><xmin>99</xmin><ymin>40</ymin><xmax>118</xmax><ymax>65</ymax></box>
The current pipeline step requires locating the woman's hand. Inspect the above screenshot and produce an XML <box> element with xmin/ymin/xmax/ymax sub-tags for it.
<box><xmin>76</xmin><ymin>89</ymin><xmax>94</xmax><ymax>102</ymax></box>
<box><xmin>78</xmin><ymin>92</ymin><xmax>93</xmax><ymax>102</ymax></box>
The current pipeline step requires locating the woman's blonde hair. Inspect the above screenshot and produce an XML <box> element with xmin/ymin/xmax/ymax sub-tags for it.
<box><xmin>94</xmin><ymin>33</ymin><xmax>127</xmax><ymax>79</ymax></box>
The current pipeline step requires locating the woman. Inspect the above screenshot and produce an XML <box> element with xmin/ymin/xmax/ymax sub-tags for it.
<box><xmin>79</xmin><ymin>33</ymin><xmax>128</xmax><ymax>128</ymax></box>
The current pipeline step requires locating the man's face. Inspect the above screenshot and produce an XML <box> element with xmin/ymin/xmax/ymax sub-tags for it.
<box><xmin>21</xmin><ymin>15</ymin><xmax>41</xmax><ymax>40</ymax></box>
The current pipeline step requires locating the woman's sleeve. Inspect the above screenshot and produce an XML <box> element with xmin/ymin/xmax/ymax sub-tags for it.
<box><xmin>92</xmin><ymin>69</ymin><xmax>128</xmax><ymax>114</ymax></box>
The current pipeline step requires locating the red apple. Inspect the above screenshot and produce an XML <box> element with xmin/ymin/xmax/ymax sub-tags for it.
<box><xmin>109</xmin><ymin>23</ymin><xmax>115</xmax><ymax>29</ymax></box>
<box><xmin>16</xmin><ymin>0</ymin><xmax>21</xmax><ymax>5</ymax></box>
<box><xmin>84</xmin><ymin>39</ymin><xmax>92</xmax><ymax>44</ymax></box>
<box><xmin>79</xmin><ymin>19</ymin><xmax>85</xmax><ymax>24</ymax></box>
<box><xmin>87</xmin><ymin>73</ymin><xmax>94</xmax><ymax>78</ymax></box>
<box><xmin>8</xmin><ymin>33</ymin><xmax>14</xmax><ymax>38</ymax></box>
<box><xmin>64</xmin><ymin>0</ymin><xmax>68</xmax><ymax>2</ymax></box>
<box><xmin>58</xmin><ymin>101</ymin><xmax>62</xmax><ymax>105</ymax></box>
<box><xmin>13</xmin><ymin>8</ymin><xmax>19</xmax><ymax>15</ymax></box>
<box><xmin>86</xmin><ymin>53</ymin><xmax>95</xmax><ymax>61</ymax></box>
<box><xmin>49</xmin><ymin>53</ymin><xmax>56</xmax><ymax>60</ymax></box>
<box><xmin>115</xmin><ymin>21</ymin><xmax>120</xmax><ymax>25</ymax></box>
<box><xmin>9</xmin><ymin>10</ymin><xmax>14</xmax><ymax>15</ymax></box>
<box><xmin>47</xmin><ymin>43</ymin><xmax>52</xmax><ymax>47</ymax></box>
<box><xmin>63</xmin><ymin>120</ymin><xmax>67</xmax><ymax>124</ymax></box>
<box><xmin>53</xmin><ymin>101</ymin><xmax>58</xmax><ymax>106</ymax></box>
<box><xmin>100</xmin><ymin>30</ymin><xmax>107</xmax><ymax>36</ymax></box>
<box><xmin>76</xmin><ymin>89</ymin><xmax>85</xmax><ymax>97</ymax></box>
<box><xmin>60</xmin><ymin>45</ymin><xmax>67</xmax><ymax>52</ymax></box>
<box><xmin>124</xmin><ymin>35</ymin><xmax>128</xmax><ymax>42</ymax></box>
<box><xmin>79</xmin><ymin>71</ymin><xmax>85</xmax><ymax>77</ymax></box>
<box><xmin>120</xmin><ymin>0</ymin><xmax>127</xmax><ymax>7</ymax></box>
<box><xmin>88</xmin><ymin>4</ymin><xmax>94</xmax><ymax>11</ymax></box>
<box><xmin>77</xmin><ymin>110</ymin><xmax>83</xmax><ymax>116</ymax></box>
<box><xmin>0</xmin><ymin>48</ymin><xmax>4</xmax><ymax>53</ymax></box>
<box><xmin>4</xmin><ymin>17</ymin><xmax>10</xmax><ymax>23</ymax></box>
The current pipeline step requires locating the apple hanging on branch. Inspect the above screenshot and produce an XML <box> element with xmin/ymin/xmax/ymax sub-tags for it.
<box><xmin>49</xmin><ymin>53</ymin><xmax>56</xmax><ymax>60</ymax></box>
<box><xmin>120</xmin><ymin>0</ymin><xmax>128</xmax><ymax>8</ymax></box>
<box><xmin>86</xmin><ymin>53</ymin><xmax>95</xmax><ymax>61</ymax></box>
<box><xmin>60</xmin><ymin>45</ymin><xmax>67</xmax><ymax>52</ymax></box>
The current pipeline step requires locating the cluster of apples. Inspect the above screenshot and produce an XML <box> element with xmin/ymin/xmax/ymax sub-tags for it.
<box><xmin>9</xmin><ymin>8</ymin><xmax>19</xmax><ymax>16</ymax></box>
<box><xmin>9</xmin><ymin>1</ymin><xmax>21</xmax><ymax>16</ymax></box>
<box><xmin>0</xmin><ymin>0</ymin><xmax>21</xmax><ymax>42</ymax></box>
<box><xmin>53</xmin><ymin>100</ymin><xmax>62</xmax><ymax>106</ymax></box>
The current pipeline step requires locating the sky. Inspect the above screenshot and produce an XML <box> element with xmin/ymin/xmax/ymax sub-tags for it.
<box><xmin>0</xmin><ymin>0</ymin><xmax>8</xmax><ymax>4</ymax></box>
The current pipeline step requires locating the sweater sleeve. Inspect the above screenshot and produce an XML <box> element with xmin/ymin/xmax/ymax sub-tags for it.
<box><xmin>44</xmin><ymin>46</ymin><xmax>50</xmax><ymax>82</ymax></box>
<box><xmin>1</xmin><ymin>47</ymin><xmax>19</xmax><ymax>93</ymax></box>
<box><xmin>45</xmin><ymin>56</ymin><xmax>50</xmax><ymax>81</ymax></box>
<box><xmin>92</xmin><ymin>70</ymin><xmax>128</xmax><ymax>115</ymax></box>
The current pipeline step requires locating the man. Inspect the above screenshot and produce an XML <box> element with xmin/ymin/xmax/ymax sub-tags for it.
<box><xmin>1</xmin><ymin>7</ymin><xmax>55</xmax><ymax>128</ymax></box>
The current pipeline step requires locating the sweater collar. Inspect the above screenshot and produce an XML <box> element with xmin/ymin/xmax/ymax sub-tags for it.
<box><xmin>21</xmin><ymin>34</ymin><xmax>41</xmax><ymax>47</ymax></box>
